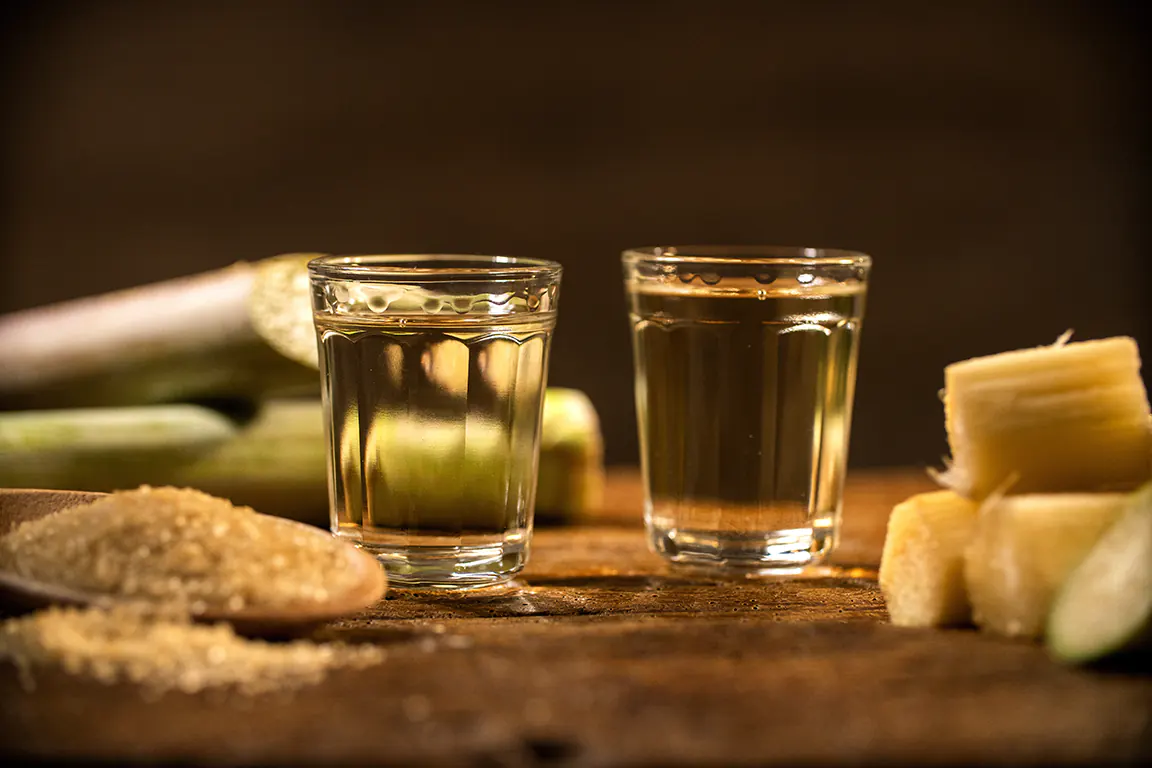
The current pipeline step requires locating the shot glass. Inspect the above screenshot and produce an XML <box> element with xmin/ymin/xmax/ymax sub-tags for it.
<box><xmin>309</xmin><ymin>255</ymin><xmax>562</xmax><ymax>589</ymax></box>
<box><xmin>623</xmin><ymin>246</ymin><xmax>871</xmax><ymax>572</ymax></box>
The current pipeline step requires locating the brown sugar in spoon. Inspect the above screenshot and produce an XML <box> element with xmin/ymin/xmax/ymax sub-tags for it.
<box><xmin>0</xmin><ymin>488</ymin><xmax>386</xmax><ymax>637</ymax></box>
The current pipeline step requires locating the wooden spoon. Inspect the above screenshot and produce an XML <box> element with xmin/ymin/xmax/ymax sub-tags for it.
<box><xmin>0</xmin><ymin>488</ymin><xmax>386</xmax><ymax>637</ymax></box>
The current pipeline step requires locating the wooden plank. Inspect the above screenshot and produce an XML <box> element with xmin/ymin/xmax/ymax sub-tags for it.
<box><xmin>1</xmin><ymin>470</ymin><xmax>1147</xmax><ymax>766</ymax></box>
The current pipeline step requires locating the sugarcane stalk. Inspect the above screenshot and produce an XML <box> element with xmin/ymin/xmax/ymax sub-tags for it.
<box><xmin>0</xmin><ymin>254</ymin><xmax>321</xmax><ymax>410</ymax></box>
<box><xmin>172</xmin><ymin>400</ymin><xmax>329</xmax><ymax>523</ymax></box>
<box><xmin>0</xmin><ymin>404</ymin><xmax>237</xmax><ymax>490</ymax></box>
<box><xmin>0</xmin><ymin>390</ymin><xmax>604</xmax><ymax>525</ymax></box>
<box><xmin>0</xmin><ymin>400</ymin><xmax>328</xmax><ymax>523</ymax></box>
<box><xmin>340</xmin><ymin>388</ymin><xmax>604</xmax><ymax>526</ymax></box>
<box><xmin>536</xmin><ymin>388</ymin><xmax>605</xmax><ymax>523</ymax></box>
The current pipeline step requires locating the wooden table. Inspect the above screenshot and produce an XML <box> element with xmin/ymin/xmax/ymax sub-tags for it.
<box><xmin>1</xmin><ymin>469</ymin><xmax>1148</xmax><ymax>766</ymax></box>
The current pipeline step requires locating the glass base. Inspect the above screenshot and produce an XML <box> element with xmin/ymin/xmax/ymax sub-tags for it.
<box><xmin>648</xmin><ymin>524</ymin><xmax>834</xmax><ymax>575</ymax></box>
<box><xmin>343</xmin><ymin>536</ymin><xmax>528</xmax><ymax>590</ymax></box>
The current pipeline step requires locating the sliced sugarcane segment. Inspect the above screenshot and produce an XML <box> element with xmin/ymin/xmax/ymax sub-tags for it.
<box><xmin>965</xmin><ymin>493</ymin><xmax>1128</xmax><ymax>639</ymax></box>
<box><xmin>879</xmin><ymin>490</ymin><xmax>980</xmax><ymax>627</ymax></box>
<box><xmin>1046</xmin><ymin>483</ymin><xmax>1152</xmax><ymax>664</ymax></box>
<box><xmin>936</xmin><ymin>336</ymin><xmax>1152</xmax><ymax>501</ymax></box>
<box><xmin>247</xmin><ymin>253</ymin><xmax>325</xmax><ymax>370</ymax></box>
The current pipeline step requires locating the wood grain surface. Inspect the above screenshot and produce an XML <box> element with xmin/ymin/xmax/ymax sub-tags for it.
<box><xmin>1</xmin><ymin>469</ymin><xmax>1148</xmax><ymax>767</ymax></box>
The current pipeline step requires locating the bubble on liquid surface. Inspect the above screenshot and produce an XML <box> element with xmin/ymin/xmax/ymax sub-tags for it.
<box><xmin>754</xmin><ymin>273</ymin><xmax>777</xmax><ymax>285</ymax></box>
<box><xmin>677</xmin><ymin>272</ymin><xmax>697</xmax><ymax>284</ymax></box>
<box><xmin>699</xmin><ymin>273</ymin><xmax>722</xmax><ymax>286</ymax></box>
<box><xmin>367</xmin><ymin>293</ymin><xmax>390</xmax><ymax>312</ymax></box>
<box><xmin>797</xmin><ymin>273</ymin><xmax>815</xmax><ymax>285</ymax></box>
<box><xmin>526</xmin><ymin>293</ymin><xmax>541</xmax><ymax>310</ymax></box>
<box><xmin>452</xmin><ymin>296</ymin><xmax>474</xmax><ymax>314</ymax></box>
<box><xmin>422</xmin><ymin>297</ymin><xmax>444</xmax><ymax>314</ymax></box>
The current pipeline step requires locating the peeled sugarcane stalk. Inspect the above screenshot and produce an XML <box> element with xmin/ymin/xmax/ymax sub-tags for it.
<box><xmin>0</xmin><ymin>254</ymin><xmax>321</xmax><ymax>410</ymax></box>
<box><xmin>0</xmin><ymin>390</ymin><xmax>604</xmax><ymax>524</ymax></box>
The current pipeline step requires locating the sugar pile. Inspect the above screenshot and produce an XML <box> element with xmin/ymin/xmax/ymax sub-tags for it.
<box><xmin>0</xmin><ymin>486</ymin><xmax>361</xmax><ymax>612</ymax></box>
<box><xmin>0</xmin><ymin>486</ymin><xmax>383</xmax><ymax>695</ymax></box>
<box><xmin>0</xmin><ymin>603</ymin><xmax>383</xmax><ymax>697</ymax></box>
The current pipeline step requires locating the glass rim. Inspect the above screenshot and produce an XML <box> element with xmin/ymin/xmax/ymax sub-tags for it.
<box><xmin>621</xmin><ymin>245</ymin><xmax>871</xmax><ymax>268</ymax></box>
<box><xmin>308</xmin><ymin>254</ymin><xmax>563</xmax><ymax>281</ymax></box>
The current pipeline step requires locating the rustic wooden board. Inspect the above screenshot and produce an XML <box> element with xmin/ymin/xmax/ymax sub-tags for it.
<box><xmin>1</xmin><ymin>470</ymin><xmax>1148</xmax><ymax>766</ymax></box>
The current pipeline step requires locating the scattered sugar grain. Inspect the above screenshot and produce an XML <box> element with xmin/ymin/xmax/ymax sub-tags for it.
<box><xmin>0</xmin><ymin>486</ymin><xmax>361</xmax><ymax>611</ymax></box>
<box><xmin>0</xmin><ymin>604</ymin><xmax>384</xmax><ymax>697</ymax></box>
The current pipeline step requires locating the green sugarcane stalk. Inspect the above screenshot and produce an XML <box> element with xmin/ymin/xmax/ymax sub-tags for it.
<box><xmin>0</xmin><ymin>400</ymin><xmax>330</xmax><ymax>524</ymax></box>
<box><xmin>0</xmin><ymin>254</ymin><xmax>321</xmax><ymax>410</ymax></box>
<box><xmin>171</xmin><ymin>400</ymin><xmax>330</xmax><ymax>523</ymax></box>
<box><xmin>0</xmin><ymin>404</ymin><xmax>237</xmax><ymax>490</ymax></box>
<box><xmin>537</xmin><ymin>388</ymin><xmax>605</xmax><ymax>523</ymax></box>
<box><xmin>0</xmin><ymin>390</ymin><xmax>603</xmax><ymax>525</ymax></box>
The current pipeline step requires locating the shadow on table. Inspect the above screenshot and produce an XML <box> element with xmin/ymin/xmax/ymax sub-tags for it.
<box><xmin>342</xmin><ymin>566</ymin><xmax>886</xmax><ymax>623</ymax></box>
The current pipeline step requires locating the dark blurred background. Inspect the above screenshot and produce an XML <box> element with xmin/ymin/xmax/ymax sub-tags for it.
<box><xmin>2</xmin><ymin>1</ymin><xmax>1147</xmax><ymax>469</ymax></box>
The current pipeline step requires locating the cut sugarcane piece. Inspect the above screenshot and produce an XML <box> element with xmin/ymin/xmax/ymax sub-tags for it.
<box><xmin>0</xmin><ymin>253</ymin><xmax>321</xmax><ymax>409</ymax></box>
<box><xmin>1047</xmin><ymin>483</ymin><xmax>1152</xmax><ymax>664</ymax></box>
<box><xmin>937</xmin><ymin>336</ymin><xmax>1152</xmax><ymax>501</ymax></box>
<box><xmin>879</xmin><ymin>490</ymin><xmax>980</xmax><ymax>627</ymax></box>
<box><xmin>965</xmin><ymin>493</ymin><xmax>1127</xmax><ymax>639</ymax></box>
